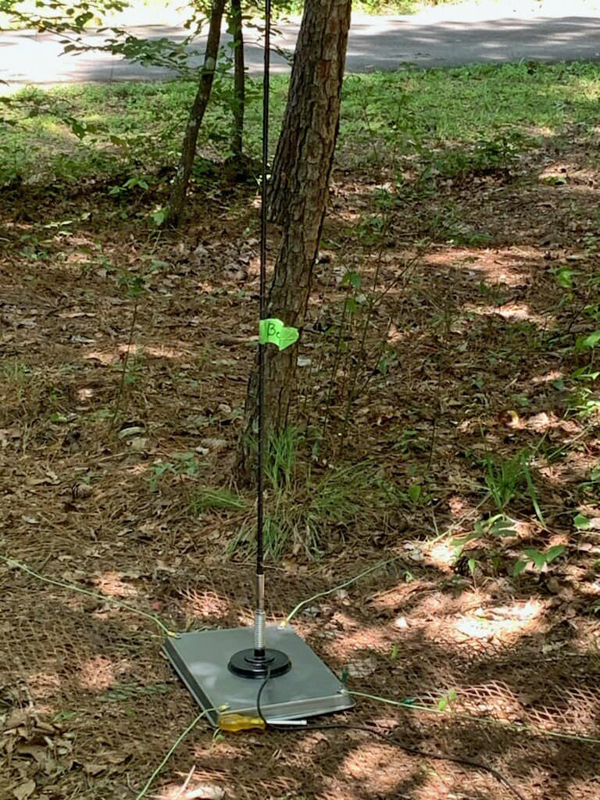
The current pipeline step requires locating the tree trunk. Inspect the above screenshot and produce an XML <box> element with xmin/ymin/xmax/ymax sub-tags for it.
<box><xmin>238</xmin><ymin>0</ymin><xmax>351</xmax><ymax>477</ymax></box>
<box><xmin>267</xmin><ymin>0</ymin><xmax>351</xmax><ymax>226</ymax></box>
<box><xmin>165</xmin><ymin>0</ymin><xmax>226</xmax><ymax>226</ymax></box>
<box><xmin>229</xmin><ymin>0</ymin><xmax>245</xmax><ymax>160</ymax></box>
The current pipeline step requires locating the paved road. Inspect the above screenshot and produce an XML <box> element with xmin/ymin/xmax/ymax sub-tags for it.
<box><xmin>1</xmin><ymin>11</ymin><xmax>599</xmax><ymax>85</ymax></box>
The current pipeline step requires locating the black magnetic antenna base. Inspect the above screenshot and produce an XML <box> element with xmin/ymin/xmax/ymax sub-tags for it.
<box><xmin>228</xmin><ymin>648</ymin><xmax>292</xmax><ymax>679</ymax></box>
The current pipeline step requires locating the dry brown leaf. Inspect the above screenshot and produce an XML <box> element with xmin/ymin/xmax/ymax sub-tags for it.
<box><xmin>4</xmin><ymin>709</ymin><xmax>29</xmax><ymax>731</ymax></box>
<box><xmin>13</xmin><ymin>779</ymin><xmax>36</xmax><ymax>800</ymax></box>
<box><xmin>83</xmin><ymin>763</ymin><xmax>107</xmax><ymax>776</ymax></box>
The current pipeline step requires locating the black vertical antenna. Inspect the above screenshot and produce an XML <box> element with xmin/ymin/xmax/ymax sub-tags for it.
<box><xmin>254</xmin><ymin>0</ymin><xmax>271</xmax><ymax>661</ymax></box>
<box><xmin>228</xmin><ymin>0</ymin><xmax>291</xmax><ymax>679</ymax></box>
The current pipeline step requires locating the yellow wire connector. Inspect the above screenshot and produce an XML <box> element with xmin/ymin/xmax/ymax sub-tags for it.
<box><xmin>218</xmin><ymin>713</ymin><xmax>266</xmax><ymax>733</ymax></box>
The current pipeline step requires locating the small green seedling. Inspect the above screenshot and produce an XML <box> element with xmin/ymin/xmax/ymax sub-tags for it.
<box><xmin>574</xmin><ymin>513</ymin><xmax>591</xmax><ymax>530</ymax></box>
<box><xmin>437</xmin><ymin>689</ymin><xmax>457</xmax><ymax>712</ymax></box>
<box><xmin>513</xmin><ymin>545</ymin><xmax>565</xmax><ymax>577</ymax></box>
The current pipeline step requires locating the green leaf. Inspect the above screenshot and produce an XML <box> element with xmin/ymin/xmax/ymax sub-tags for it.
<box><xmin>489</xmin><ymin>515</ymin><xmax>516</xmax><ymax>537</ymax></box>
<box><xmin>545</xmin><ymin>545</ymin><xmax>565</xmax><ymax>563</ymax></box>
<box><xmin>574</xmin><ymin>513</ymin><xmax>591</xmax><ymax>530</ymax></box>
<box><xmin>524</xmin><ymin>548</ymin><xmax>547</xmax><ymax>570</ymax></box>
<box><xmin>554</xmin><ymin>267</ymin><xmax>574</xmax><ymax>289</ymax></box>
<box><xmin>408</xmin><ymin>484</ymin><xmax>421</xmax><ymax>504</ymax></box>
<box><xmin>522</xmin><ymin>456</ymin><xmax>545</xmax><ymax>526</ymax></box>
<box><xmin>437</xmin><ymin>689</ymin><xmax>456</xmax><ymax>712</ymax></box>
<box><xmin>513</xmin><ymin>560</ymin><xmax>528</xmax><ymax>577</ymax></box>
<box><xmin>341</xmin><ymin>271</ymin><xmax>361</xmax><ymax>290</ymax></box>
<box><xmin>572</xmin><ymin>367</ymin><xmax>600</xmax><ymax>381</ymax></box>
<box><xmin>150</xmin><ymin>208</ymin><xmax>167</xmax><ymax>226</ymax></box>
<box><xmin>345</xmin><ymin>296</ymin><xmax>357</xmax><ymax>315</ymax></box>
<box><xmin>69</xmin><ymin>119</ymin><xmax>87</xmax><ymax>139</ymax></box>
<box><xmin>578</xmin><ymin>330</ymin><xmax>600</xmax><ymax>349</ymax></box>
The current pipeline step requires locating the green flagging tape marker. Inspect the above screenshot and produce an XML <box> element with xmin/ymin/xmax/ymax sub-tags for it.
<box><xmin>259</xmin><ymin>318</ymin><xmax>299</xmax><ymax>351</ymax></box>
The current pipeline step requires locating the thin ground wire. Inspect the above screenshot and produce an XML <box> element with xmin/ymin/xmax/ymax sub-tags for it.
<box><xmin>349</xmin><ymin>689</ymin><xmax>600</xmax><ymax>747</ymax></box>
<box><xmin>292</xmin><ymin>723</ymin><xmax>525</xmax><ymax>800</ymax></box>
<box><xmin>6</xmin><ymin>554</ymin><xmax>598</xmax><ymax>795</ymax></box>
<box><xmin>134</xmin><ymin>708</ymin><xmax>215</xmax><ymax>800</ymax></box>
<box><xmin>281</xmin><ymin>555</ymin><xmax>404</xmax><ymax>626</ymax></box>
<box><xmin>282</xmin><ymin>499</ymin><xmax>496</xmax><ymax>627</ymax></box>
<box><xmin>0</xmin><ymin>554</ymin><xmax>176</xmax><ymax>637</ymax></box>
<box><xmin>8</xmin><ymin>554</ymin><xmax>600</xmax><ymax>747</ymax></box>
<box><xmin>256</xmin><ymin>666</ymin><xmax>271</xmax><ymax>727</ymax></box>
<box><xmin>257</xmin><ymin>678</ymin><xmax>524</xmax><ymax>800</ymax></box>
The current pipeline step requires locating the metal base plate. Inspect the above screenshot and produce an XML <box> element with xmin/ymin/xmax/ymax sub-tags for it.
<box><xmin>164</xmin><ymin>626</ymin><xmax>353</xmax><ymax>726</ymax></box>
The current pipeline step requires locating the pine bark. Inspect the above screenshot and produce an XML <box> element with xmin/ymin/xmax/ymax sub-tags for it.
<box><xmin>229</xmin><ymin>0</ymin><xmax>245</xmax><ymax>160</ymax></box>
<box><xmin>238</xmin><ymin>0</ymin><xmax>351</xmax><ymax>476</ymax></box>
<box><xmin>267</xmin><ymin>0</ymin><xmax>351</xmax><ymax>226</ymax></box>
<box><xmin>165</xmin><ymin>0</ymin><xmax>227</xmax><ymax>226</ymax></box>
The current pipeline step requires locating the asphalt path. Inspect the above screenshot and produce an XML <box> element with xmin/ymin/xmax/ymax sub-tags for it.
<box><xmin>0</xmin><ymin>12</ymin><xmax>599</xmax><ymax>85</ymax></box>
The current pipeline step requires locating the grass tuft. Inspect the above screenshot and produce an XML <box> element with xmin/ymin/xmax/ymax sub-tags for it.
<box><xmin>192</xmin><ymin>429</ymin><xmax>402</xmax><ymax>560</ymax></box>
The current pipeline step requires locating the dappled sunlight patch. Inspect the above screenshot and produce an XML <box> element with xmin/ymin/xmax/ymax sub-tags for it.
<box><xmin>92</xmin><ymin>571</ymin><xmax>139</xmax><ymax>599</ymax></box>
<box><xmin>143</xmin><ymin>344</ymin><xmax>190</xmax><ymax>360</ymax></box>
<box><xmin>196</xmin><ymin>280</ymin><xmax>220</xmax><ymax>293</ymax></box>
<box><xmin>575</xmin><ymin>580</ymin><xmax>600</xmax><ymax>601</ymax></box>
<box><xmin>539</xmin><ymin>162</ymin><xmax>599</xmax><ymax>188</ymax></box>
<box><xmin>28</xmin><ymin>671</ymin><xmax>62</xmax><ymax>699</ymax></box>
<box><xmin>84</xmin><ymin>348</ymin><xmax>119</xmax><ymax>366</ymax></box>
<box><xmin>62</xmin><ymin>594</ymin><xmax>87</xmax><ymax>613</ymax></box>
<box><xmin>235</xmin><ymin>608</ymin><xmax>255</xmax><ymax>629</ymax></box>
<box><xmin>426</xmin><ymin>540</ymin><xmax>457</xmax><ymax>572</ymax></box>
<box><xmin>154</xmin><ymin>781</ymin><xmax>226</xmax><ymax>800</ymax></box>
<box><xmin>386</xmin><ymin>322</ymin><xmax>408</xmax><ymax>345</ymax></box>
<box><xmin>495</xmin><ymin>303</ymin><xmax>549</xmax><ymax>324</ymax></box>
<box><xmin>447</xmin><ymin>494</ymin><xmax>480</xmax><ymax>519</ymax></box>
<box><xmin>426</xmin><ymin>247</ymin><xmax>532</xmax><ymax>286</ymax></box>
<box><xmin>532</xmin><ymin>369</ymin><xmax>565</xmax><ymax>385</ymax></box>
<box><xmin>530</xmin><ymin>124</ymin><xmax>557</xmax><ymax>138</ymax></box>
<box><xmin>368</xmin><ymin>586</ymin><xmax>551</xmax><ymax>648</ymax></box>
<box><xmin>76</xmin><ymin>386</ymin><xmax>95</xmax><ymax>402</ymax></box>
<box><xmin>523</xmin><ymin>410</ymin><xmax>562</xmax><ymax>433</ymax></box>
<box><xmin>339</xmin><ymin>742</ymin><xmax>408</xmax><ymax>795</ymax></box>
<box><xmin>78</xmin><ymin>656</ymin><xmax>117</xmax><ymax>691</ymax></box>
<box><xmin>127</xmin><ymin>461</ymin><xmax>152</xmax><ymax>476</ymax></box>
<box><xmin>426</xmin><ymin>680</ymin><xmax>524</xmax><ymax>723</ymax></box>
<box><xmin>183</xmin><ymin>588</ymin><xmax>231</xmax><ymax>620</ymax></box>
<box><xmin>85</xmin><ymin>342</ymin><xmax>188</xmax><ymax>366</ymax></box>
<box><xmin>63</xmin><ymin>251</ymin><xmax>94</xmax><ymax>268</ymax></box>
<box><xmin>462</xmin><ymin>300</ymin><xmax>553</xmax><ymax>327</ymax></box>
<box><xmin>451</xmin><ymin>599</ymin><xmax>546</xmax><ymax>644</ymax></box>
<box><xmin>407</xmin><ymin>587</ymin><xmax>490</xmax><ymax>620</ymax></box>
<box><xmin>369</xmin><ymin>586</ymin><xmax>550</xmax><ymax>649</ymax></box>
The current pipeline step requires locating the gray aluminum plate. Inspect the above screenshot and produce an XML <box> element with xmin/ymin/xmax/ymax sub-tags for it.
<box><xmin>164</xmin><ymin>626</ymin><xmax>353</xmax><ymax>727</ymax></box>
